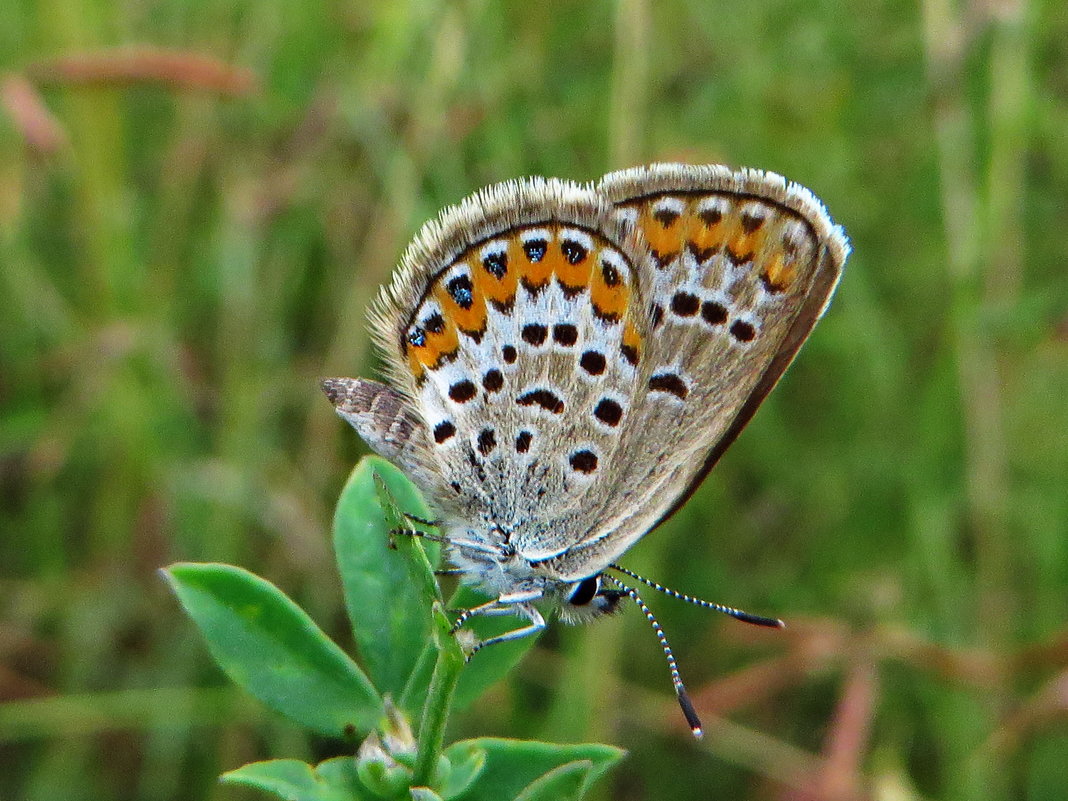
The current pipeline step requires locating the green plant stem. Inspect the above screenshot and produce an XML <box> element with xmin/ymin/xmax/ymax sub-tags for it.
<box><xmin>413</xmin><ymin>603</ymin><xmax>465</xmax><ymax>788</ymax></box>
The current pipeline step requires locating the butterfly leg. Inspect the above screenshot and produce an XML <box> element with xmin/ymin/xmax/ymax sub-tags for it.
<box><xmin>403</xmin><ymin>512</ymin><xmax>442</xmax><ymax>528</ymax></box>
<box><xmin>388</xmin><ymin>527</ymin><xmax>449</xmax><ymax>555</ymax></box>
<box><xmin>448</xmin><ymin>589</ymin><xmax>542</xmax><ymax>631</ymax></box>
<box><xmin>449</xmin><ymin>597</ymin><xmax>505</xmax><ymax>632</ymax></box>
<box><xmin>467</xmin><ymin>604</ymin><xmax>546</xmax><ymax>658</ymax></box>
<box><xmin>449</xmin><ymin>590</ymin><xmax>546</xmax><ymax>659</ymax></box>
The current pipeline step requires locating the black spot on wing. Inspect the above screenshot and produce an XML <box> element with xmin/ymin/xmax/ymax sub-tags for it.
<box><xmin>579</xmin><ymin>350</ymin><xmax>606</xmax><ymax>375</ymax></box>
<box><xmin>552</xmin><ymin>323</ymin><xmax>578</xmax><ymax>346</ymax></box>
<box><xmin>648</xmin><ymin>373</ymin><xmax>688</xmax><ymax>399</ymax></box>
<box><xmin>741</xmin><ymin>211</ymin><xmax>766</xmax><ymax>232</ymax></box>
<box><xmin>482</xmin><ymin>369</ymin><xmax>504</xmax><ymax>393</ymax></box>
<box><xmin>448</xmin><ymin>380</ymin><xmax>477</xmax><ymax>403</ymax></box>
<box><xmin>477</xmin><ymin>428</ymin><xmax>496</xmax><ymax>455</ymax></box>
<box><xmin>423</xmin><ymin>312</ymin><xmax>445</xmax><ymax>334</ymax></box>
<box><xmin>483</xmin><ymin>251</ymin><xmax>507</xmax><ymax>278</ymax></box>
<box><xmin>561</xmin><ymin>240</ymin><xmax>588</xmax><ymax>265</ymax></box>
<box><xmin>699</xmin><ymin>208</ymin><xmax>722</xmax><ymax>226</ymax></box>
<box><xmin>523</xmin><ymin>239</ymin><xmax>547</xmax><ymax>263</ymax></box>
<box><xmin>670</xmin><ymin>291</ymin><xmax>700</xmax><ymax>317</ymax></box>
<box><xmin>521</xmin><ymin>324</ymin><xmax>547</xmax><ymax>346</ymax></box>
<box><xmin>569</xmin><ymin>450</ymin><xmax>598</xmax><ymax>474</ymax></box>
<box><xmin>730</xmin><ymin>320</ymin><xmax>756</xmax><ymax>342</ymax></box>
<box><xmin>446</xmin><ymin>275</ymin><xmax>473</xmax><ymax>309</ymax></box>
<box><xmin>433</xmin><ymin>421</ymin><xmax>455</xmax><ymax>444</ymax></box>
<box><xmin>517</xmin><ymin>389</ymin><xmax>564</xmax><ymax>414</ymax></box>
<box><xmin>593</xmin><ymin>398</ymin><xmax>623</xmax><ymax>427</ymax></box>
<box><xmin>701</xmin><ymin>301</ymin><xmax>728</xmax><ymax>326</ymax></box>
<box><xmin>653</xmin><ymin>207</ymin><xmax>680</xmax><ymax>227</ymax></box>
<box><xmin>600</xmin><ymin>259</ymin><xmax>621</xmax><ymax>287</ymax></box>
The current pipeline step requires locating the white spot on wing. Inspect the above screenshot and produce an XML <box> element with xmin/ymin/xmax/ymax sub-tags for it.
<box><xmin>558</xmin><ymin>228</ymin><xmax>593</xmax><ymax>251</ymax></box>
<box><xmin>520</xmin><ymin>227</ymin><xmax>552</xmax><ymax>245</ymax></box>
<box><xmin>479</xmin><ymin>239</ymin><xmax>508</xmax><ymax>260</ymax></box>
<box><xmin>652</xmin><ymin>196</ymin><xmax>686</xmax><ymax>215</ymax></box>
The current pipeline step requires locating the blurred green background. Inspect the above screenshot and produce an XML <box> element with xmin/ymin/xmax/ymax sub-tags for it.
<box><xmin>1</xmin><ymin>0</ymin><xmax>1066</xmax><ymax>799</ymax></box>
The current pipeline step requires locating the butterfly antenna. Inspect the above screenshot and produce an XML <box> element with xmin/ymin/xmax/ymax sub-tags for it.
<box><xmin>608</xmin><ymin>564</ymin><xmax>784</xmax><ymax>629</ymax></box>
<box><xmin>603</xmin><ymin>574</ymin><xmax>703</xmax><ymax>739</ymax></box>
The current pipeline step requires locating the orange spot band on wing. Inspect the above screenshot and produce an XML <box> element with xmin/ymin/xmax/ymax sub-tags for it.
<box><xmin>639</xmin><ymin>205</ymin><xmax>683</xmax><ymax>261</ymax></box>
<box><xmin>685</xmin><ymin>205</ymin><xmax>723</xmax><ymax>257</ymax></box>
<box><xmin>590</xmin><ymin>257</ymin><xmax>629</xmax><ymax>321</ymax></box>
<box><xmin>479</xmin><ymin>241</ymin><xmax>520</xmax><ymax>309</ymax></box>
<box><xmin>762</xmin><ymin>251</ymin><xmax>796</xmax><ymax>291</ymax></box>
<box><xmin>555</xmin><ymin>239</ymin><xmax>593</xmax><ymax>293</ymax></box>
<box><xmin>622</xmin><ymin>319</ymin><xmax>642</xmax><ymax>364</ymax></box>
<box><xmin>407</xmin><ymin>313</ymin><xmax>460</xmax><ymax>380</ymax></box>
<box><xmin>434</xmin><ymin>268</ymin><xmax>487</xmax><ymax>338</ymax></box>
<box><xmin>724</xmin><ymin>208</ymin><xmax>768</xmax><ymax>263</ymax></box>
<box><xmin>519</xmin><ymin>235</ymin><xmax>554</xmax><ymax>290</ymax></box>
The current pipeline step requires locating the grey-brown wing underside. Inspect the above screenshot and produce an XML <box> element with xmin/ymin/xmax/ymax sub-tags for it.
<box><xmin>535</xmin><ymin>164</ymin><xmax>850</xmax><ymax>579</ymax></box>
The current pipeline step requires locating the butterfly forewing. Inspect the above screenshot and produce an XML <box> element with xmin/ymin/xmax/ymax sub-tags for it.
<box><xmin>364</xmin><ymin>179</ymin><xmax>652</xmax><ymax>543</ymax></box>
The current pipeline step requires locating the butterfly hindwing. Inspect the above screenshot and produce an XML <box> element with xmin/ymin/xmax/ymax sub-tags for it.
<box><xmin>532</xmin><ymin>164</ymin><xmax>850</xmax><ymax>578</ymax></box>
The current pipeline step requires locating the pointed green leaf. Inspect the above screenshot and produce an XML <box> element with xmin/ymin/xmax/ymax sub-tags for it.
<box><xmin>316</xmin><ymin>758</ymin><xmax>372</xmax><ymax>798</ymax></box>
<box><xmin>512</xmin><ymin>761</ymin><xmax>592</xmax><ymax>801</ymax></box>
<box><xmin>164</xmin><ymin>563</ymin><xmax>382</xmax><ymax>736</ymax></box>
<box><xmin>334</xmin><ymin>456</ymin><xmax>440</xmax><ymax>702</ymax></box>
<box><xmin>443</xmin><ymin>739</ymin><xmax>623</xmax><ymax>801</ymax></box>
<box><xmin>409</xmin><ymin>789</ymin><xmax>444</xmax><ymax>801</ymax></box>
<box><xmin>221</xmin><ymin>759</ymin><xmax>363</xmax><ymax>801</ymax></box>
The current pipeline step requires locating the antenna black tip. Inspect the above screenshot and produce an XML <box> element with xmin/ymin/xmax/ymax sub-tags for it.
<box><xmin>676</xmin><ymin>686</ymin><xmax>704</xmax><ymax>739</ymax></box>
<box><xmin>731</xmin><ymin>609</ymin><xmax>786</xmax><ymax>628</ymax></box>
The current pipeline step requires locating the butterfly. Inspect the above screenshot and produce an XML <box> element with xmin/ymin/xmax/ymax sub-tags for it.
<box><xmin>323</xmin><ymin>163</ymin><xmax>849</xmax><ymax>736</ymax></box>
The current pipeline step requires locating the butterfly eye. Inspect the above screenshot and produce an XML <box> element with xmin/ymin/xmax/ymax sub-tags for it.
<box><xmin>567</xmin><ymin>576</ymin><xmax>600</xmax><ymax>606</ymax></box>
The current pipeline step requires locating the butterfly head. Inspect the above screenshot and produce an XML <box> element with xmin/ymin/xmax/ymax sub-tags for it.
<box><xmin>558</xmin><ymin>574</ymin><xmax>627</xmax><ymax>624</ymax></box>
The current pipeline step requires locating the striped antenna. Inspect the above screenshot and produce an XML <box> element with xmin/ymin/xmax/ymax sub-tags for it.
<box><xmin>609</xmin><ymin>564</ymin><xmax>784</xmax><ymax>629</ymax></box>
<box><xmin>603</xmin><ymin>574</ymin><xmax>703</xmax><ymax>739</ymax></box>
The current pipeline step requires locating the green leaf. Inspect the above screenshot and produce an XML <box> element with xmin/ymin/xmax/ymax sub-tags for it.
<box><xmin>334</xmin><ymin>456</ymin><xmax>441</xmax><ymax>702</ymax></box>
<box><xmin>315</xmin><ymin>757</ymin><xmax>366</xmax><ymax>791</ymax></box>
<box><xmin>512</xmin><ymin>761</ymin><xmax>592</xmax><ymax>801</ymax></box>
<box><xmin>409</xmin><ymin>789</ymin><xmax>444</xmax><ymax>801</ymax></box>
<box><xmin>444</xmin><ymin>739</ymin><xmax>623</xmax><ymax>801</ymax></box>
<box><xmin>164</xmin><ymin>563</ymin><xmax>382</xmax><ymax>737</ymax></box>
<box><xmin>435</xmin><ymin>742</ymin><xmax>486</xmax><ymax>800</ymax></box>
<box><xmin>221</xmin><ymin>759</ymin><xmax>363</xmax><ymax>801</ymax></box>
